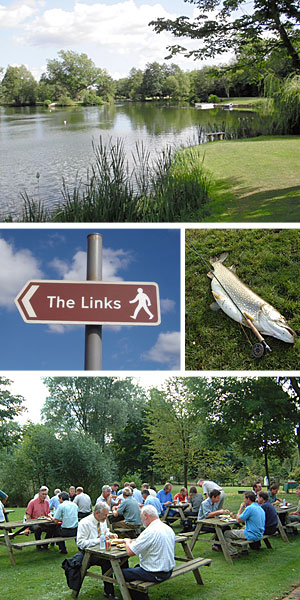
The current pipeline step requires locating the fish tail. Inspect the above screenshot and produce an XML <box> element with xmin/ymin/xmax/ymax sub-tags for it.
<box><xmin>209</xmin><ymin>252</ymin><xmax>228</xmax><ymax>265</ymax></box>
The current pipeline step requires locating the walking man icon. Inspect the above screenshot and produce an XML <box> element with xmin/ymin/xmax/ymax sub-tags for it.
<box><xmin>129</xmin><ymin>288</ymin><xmax>154</xmax><ymax>320</ymax></box>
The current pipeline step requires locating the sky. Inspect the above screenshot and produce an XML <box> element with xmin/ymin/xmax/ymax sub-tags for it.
<box><xmin>0</xmin><ymin>226</ymin><xmax>181</xmax><ymax>370</ymax></box>
<box><xmin>0</xmin><ymin>0</ymin><xmax>234</xmax><ymax>80</ymax></box>
<box><xmin>6</xmin><ymin>371</ymin><xmax>172</xmax><ymax>424</ymax></box>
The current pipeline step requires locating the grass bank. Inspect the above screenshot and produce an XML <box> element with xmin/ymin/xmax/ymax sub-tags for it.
<box><xmin>185</xmin><ymin>229</ymin><xmax>300</xmax><ymax>371</ymax></box>
<box><xmin>187</xmin><ymin>136</ymin><xmax>300</xmax><ymax>222</ymax></box>
<box><xmin>2</xmin><ymin>488</ymin><xmax>299</xmax><ymax>600</ymax></box>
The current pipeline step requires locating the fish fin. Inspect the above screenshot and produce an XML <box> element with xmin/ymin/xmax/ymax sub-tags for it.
<box><xmin>209</xmin><ymin>252</ymin><xmax>228</xmax><ymax>265</ymax></box>
<box><xmin>212</xmin><ymin>291</ymin><xmax>222</xmax><ymax>299</ymax></box>
<box><xmin>229</xmin><ymin>264</ymin><xmax>237</xmax><ymax>273</ymax></box>
<box><xmin>244</xmin><ymin>312</ymin><xmax>255</xmax><ymax>322</ymax></box>
<box><xmin>207</xmin><ymin>271</ymin><xmax>213</xmax><ymax>279</ymax></box>
<box><xmin>210</xmin><ymin>302</ymin><xmax>221</xmax><ymax>311</ymax></box>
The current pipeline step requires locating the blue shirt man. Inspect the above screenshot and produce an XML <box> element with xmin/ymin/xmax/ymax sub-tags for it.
<box><xmin>50</xmin><ymin>491</ymin><xmax>78</xmax><ymax>554</ymax></box>
<box><xmin>156</xmin><ymin>483</ymin><xmax>173</xmax><ymax>513</ymax></box>
<box><xmin>142</xmin><ymin>490</ymin><xmax>162</xmax><ymax>515</ymax></box>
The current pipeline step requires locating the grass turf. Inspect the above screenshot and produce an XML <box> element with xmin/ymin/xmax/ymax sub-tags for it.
<box><xmin>2</xmin><ymin>489</ymin><xmax>299</xmax><ymax>600</ymax></box>
<box><xmin>185</xmin><ymin>229</ymin><xmax>300</xmax><ymax>371</ymax></box>
<box><xmin>186</xmin><ymin>136</ymin><xmax>300</xmax><ymax>222</ymax></box>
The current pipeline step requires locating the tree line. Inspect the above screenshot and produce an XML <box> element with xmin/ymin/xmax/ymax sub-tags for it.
<box><xmin>0</xmin><ymin>35</ymin><xmax>298</xmax><ymax>107</ymax></box>
<box><xmin>0</xmin><ymin>376</ymin><xmax>299</xmax><ymax>506</ymax></box>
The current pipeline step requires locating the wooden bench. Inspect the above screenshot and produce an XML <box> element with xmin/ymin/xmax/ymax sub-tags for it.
<box><xmin>229</xmin><ymin>534</ymin><xmax>273</xmax><ymax>551</ymax></box>
<box><xmin>206</xmin><ymin>131</ymin><xmax>225</xmax><ymax>142</ymax></box>
<box><xmin>285</xmin><ymin>522</ymin><xmax>300</xmax><ymax>532</ymax></box>
<box><xmin>11</xmin><ymin>535</ymin><xmax>77</xmax><ymax>550</ymax></box>
<box><xmin>127</xmin><ymin>557</ymin><xmax>212</xmax><ymax>593</ymax></box>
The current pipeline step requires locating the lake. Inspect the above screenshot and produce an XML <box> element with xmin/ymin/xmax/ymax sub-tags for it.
<box><xmin>0</xmin><ymin>102</ymin><xmax>254</xmax><ymax>217</ymax></box>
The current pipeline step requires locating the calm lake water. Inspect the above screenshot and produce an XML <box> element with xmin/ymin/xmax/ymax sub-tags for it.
<box><xmin>0</xmin><ymin>102</ymin><xmax>253</xmax><ymax>217</ymax></box>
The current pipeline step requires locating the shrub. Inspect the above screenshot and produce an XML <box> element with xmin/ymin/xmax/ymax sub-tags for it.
<box><xmin>55</xmin><ymin>94</ymin><xmax>75</xmax><ymax>106</ymax></box>
<box><xmin>208</xmin><ymin>94</ymin><xmax>220</xmax><ymax>103</ymax></box>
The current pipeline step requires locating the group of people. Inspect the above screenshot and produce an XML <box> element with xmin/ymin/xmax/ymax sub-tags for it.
<box><xmin>2</xmin><ymin>478</ymin><xmax>300</xmax><ymax>600</ymax></box>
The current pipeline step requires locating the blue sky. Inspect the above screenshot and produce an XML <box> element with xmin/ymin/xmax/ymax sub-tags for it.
<box><xmin>0</xmin><ymin>227</ymin><xmax>181</xmax><ymax>370</ymax></box>
<box><xmin>0</xmin><ymin>0</ymin><xmax>233</xmax><ymax>80</ymax></box>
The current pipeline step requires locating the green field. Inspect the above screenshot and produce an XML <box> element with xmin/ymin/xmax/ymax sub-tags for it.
<box><xmin>186</xmin><ymin>136</ymin><xmax>300</xmax><ymax>222</ymax></box>
<box><xmin>1</xmin><ymin>487</ymin><xmax>299</xmax><ymax>600</ymax></box>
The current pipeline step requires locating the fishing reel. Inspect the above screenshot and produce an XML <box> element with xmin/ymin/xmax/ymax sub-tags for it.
<box><xmin>251</xmin><ymin>340</ymin><xmax>272</xmax><ymax>359</ymax></box>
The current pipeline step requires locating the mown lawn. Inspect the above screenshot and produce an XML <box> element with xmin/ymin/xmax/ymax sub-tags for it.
<box><xmin>186</xmin><ymin>136</ymin><xmax>300</xmax><ymax>222</ymax></box>
<box><xmin>2</xmin><ymin>488</ymin><xmax>299</xmax><ymax>600</ymax></box>
<box><xmin>185</xmin><ymin>229</ymin><xmax>300</xmax><ymax>371</ymax></box>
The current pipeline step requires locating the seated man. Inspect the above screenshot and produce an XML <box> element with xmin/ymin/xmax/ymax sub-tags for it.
<box><xmin>257</xmin><ymin>491</ymin><xmax>278</xmax><ymax>535</ymax></box>
<box><xmin>224</xmin><ymin>491</ymin><xmax>265</xmax><ymax>558</ymax></box>
<box><xmin>252</xmin><ymin>481</ymin><xmax>262</xmax><ymax>499</ymax></box>
<box><xmin>69</xmin><ymin>486</ymin><xmax>76</xmax><ymax>502</ymax></box>
<box><xmin>50</xmin><ymin>491</ymin><xmax>78</xmax><ymax>554</ymax></box>
<box><xmin>49</xmin><ymin>488</ymin><xmax>61</xmax><ymax>512</ymax></box>
<box><xmin>286</xmin><ymin>485</ymin><xmax>300</xmax><ymax>530</ymax></box>
<box><xmin>73</xmin><ymin>487</ymin><xmax>92</xmax><ymax>520</ymax></box>
<box><xmin>112</xmin><ymin>486</ymin><xmax>142</xmax><ymax>531</ymax></box>
<box><xmin>181</xmin><ymin>486</ymin><xmax>203</xmax><ymax>532</ymax></box>
<box><xmin>197</xmin><ymin>478</ymin><xmax>226</xmax><ymax>509</ymax></box>
<box><xmin>141</xmin><ymin>489</ymin><xmax>162</xmax><ymax>516</ymax></box>
<box><xmin>174</xmin><ymin>487</ymin><xmax>188</xmax><ymax>504</ymax></box>
<box><xmin>142</xmin><ymin>483</ymin><xmax>156</xmax><ymax>497</ymax></box>
<box><xmin>130</xmin><ymin>482</ymin><xmax>144</xmax><ymax>504</ymax></box>
<box><xmin>156</xmin><ymin>482</ymin><xmax>175</xmax><ymax>517</ymax></box>
<box><xmin>197</xmin><ymin>489</ymin><xmax>230</xmax><ymax>543</ymax></box>
<box><xmin>268</xmin><ymin>484</ymin><xmax>282</xmax><ymax>504</ymax></box>
<box><xmin>24</xmin><ymin>486</ymin><xmax>56</xmax><ymax>550</ymax></box>
<box><xmin>77</xmin><ymin>501</ymin><xmax>119</xmax><ymax>600</ymax></box>
<box><xmin>123</xmin><ymin>504</ymin><xmax>175</xmax><ymax>600</ymax></box>
<box><xmin>96</xmin><ymin>485</ymin><xmax>113</xmax><ymax>508</ymax></box>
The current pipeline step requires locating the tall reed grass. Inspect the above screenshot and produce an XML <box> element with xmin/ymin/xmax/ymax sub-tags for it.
<box><xmin>20</xmin><ymin>137</ymin><xmax>211</xmax><ymax>222</ymax></box>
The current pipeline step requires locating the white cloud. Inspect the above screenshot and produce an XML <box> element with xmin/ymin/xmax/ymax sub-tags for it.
<box><xmin>0</xmin><ymin>237</ymin><xmax>43</xmax><ymax>309</ymax></box>
<box><xmin>142</xmin><ymin>331</ymin><xmax>180</xmax><ymax>369</ymax></box>
<box><xmin>160</xmin><ymin>298</ymin><xmax>175</xmax><ymax>314</ymax></box>
<box><xmin>0</xmin><ymin>2</ymin><xmax>37</xmax><ymax>29</ymax></box>
<box><xmin>49</xmin><ymin>247</ymin><xmax>132</xmax><ymax>281</ymax></box>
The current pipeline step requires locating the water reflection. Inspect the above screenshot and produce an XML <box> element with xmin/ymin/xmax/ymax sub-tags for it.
<box><xmin>0</xmin><ymin>102</ymin><xmax>257</xmax><ymax>216</ymax></box>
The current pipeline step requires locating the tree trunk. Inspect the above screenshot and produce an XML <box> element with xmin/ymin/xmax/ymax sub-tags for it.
<box><xmin>290</xmin><ymin>377</ymin><xmax>300</xmax><ymax>460</ymax></box>
<box><xmin>263</xmin><ymin>442</ymin><xmax>270</xmax><ymax>483</ymax></box>
<box><xmin>183</xmin><ymin>460</ymin><xmax>188</xmax><ymax>488</ymax></box>
<box><xmin>270</xmin><ymin>2</ymin><xmax>300</xmax><ymax>71</ymax></box>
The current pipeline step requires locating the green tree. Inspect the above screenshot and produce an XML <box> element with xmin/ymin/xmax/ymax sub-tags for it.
<box><xmin>95</xmin><ymin>68</ymin><xmax>116</xmax><ymax>101</ymax></box>
<box><xmin>41</xmin><ymin>376</ymin><xmax>146</xmax><ymax>450</ymax></box>
<box><xmin>1</xmin><ymin>65</ymin><xmax>37</xmax><ymax>105</ymax></box>
<box><xmin>141</xmin><ymin>62</ymin><xmax>165</xmax><ymax>98</ymax></box>
<box><xmin>113</xmin><ymin>407</ymin><xmax>155</xmax><ymax>482</ymax></box>
<box><xmin>43</xmin><ymin>50</ymin><xmax>101</xmax><ymax>100</ymax></box>
<box><xmin>146</xmin><ymin>378</ymin><xmax>203</xmax><ymax>487</ymax></box>
<box><xmin>150</xmin><ymin>0</ymin><xmax>300</xmax><ymax>72</ymax></box>
<box><xmin>188</xmin><ymin>377</ymin><xmax>298</xmax><ymax>482</ymax></box>
<box><xmin>0</xmin><ymin>377</ymin><xmax>26</xmax><ymax>449</ymax></box>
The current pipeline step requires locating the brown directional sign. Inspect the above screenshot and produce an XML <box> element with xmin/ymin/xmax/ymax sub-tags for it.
<box><xmin>15</xmin><ymin>280</ymin><xmax>161</xmax><ymax>325</ymax></box>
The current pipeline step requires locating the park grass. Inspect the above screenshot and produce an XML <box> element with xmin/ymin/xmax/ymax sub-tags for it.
<box><xmin>2</xmin><ymin>488</ymin><xmax>299</xmax><ymax>600</ymax></box>
<box><xmin>185</xmin><ymin>136</ymin><xmax>300</xmax><ymax>222</ymax></box>
<box><xmin>185</xmin><ymin>229</ymin><xmax>300</xmax><ymax>371</ymax></box>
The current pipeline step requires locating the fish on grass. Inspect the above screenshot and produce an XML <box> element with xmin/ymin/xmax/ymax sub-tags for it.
<box><xmin>208</xmin><ymin>252</ymin><xmax>296</xmax><ymax>344</ymax></box>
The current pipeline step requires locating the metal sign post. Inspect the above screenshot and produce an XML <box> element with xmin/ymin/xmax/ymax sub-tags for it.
<box><xmin>85</xmin><ymin>233</ymin><xmax>102</xmax><ymax>371</ymax></box>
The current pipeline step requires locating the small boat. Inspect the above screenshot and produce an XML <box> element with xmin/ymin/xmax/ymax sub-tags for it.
<box><xmin>194</xmin><ymin>102</ymin><xmax>215</xmax><ymax>109</ymax></box>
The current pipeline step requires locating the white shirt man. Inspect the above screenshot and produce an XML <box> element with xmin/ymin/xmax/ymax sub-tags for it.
<box><xmin>122</xmin><ymin>504</ymin><xmax>175</xmax><ymax>600</ymax></box>
<box><xmin>77</xmin><ymin>501</ymin><xmax>119</xmax><ymax>600</ymax></box>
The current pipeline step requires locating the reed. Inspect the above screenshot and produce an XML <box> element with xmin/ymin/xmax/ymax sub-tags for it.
<box><xmin>21</xmin><ymin>137</ymin><xmax>211</xmax><ymax>222</ymax></box>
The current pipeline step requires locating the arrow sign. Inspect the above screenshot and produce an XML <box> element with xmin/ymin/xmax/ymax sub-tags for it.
<box><xmin>15</xmin><ymin>280</ymin><xmax>161</xmax><ymax>325</ymax></box>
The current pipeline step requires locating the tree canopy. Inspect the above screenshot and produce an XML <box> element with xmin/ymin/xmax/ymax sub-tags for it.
<box><xmin>150</xmin><ymin>0</ymin><xmax>300</xmax><ymax>71</ymax></box>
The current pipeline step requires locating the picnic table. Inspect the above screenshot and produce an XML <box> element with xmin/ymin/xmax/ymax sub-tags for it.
<box><xmin>161</xmin><ymin>502</ymin><xmax>190</xmax><ymax>523</ymax></box>
<box><xmin>0</xmin><ymin>518</ymin><xmax>75</xmax><ymax>565</ymax></box>
<box><xmin>73</xmin><ymin>534</ymin><xmax>211</xmax><ymax>599</ymax></box>
<box><xmin>275</xmin><ymin>504</ymin><xmax>298</xmax><ymax>540</ymax></box>
<box><xmin>3</xmin><ymin>509</ymin><xmax>15</xmax><ymax>522</ymax></box>
<box><xmin>188</xmin><ymin>517</ymin><xmax>273</xmax><ymax>564</ymax></box>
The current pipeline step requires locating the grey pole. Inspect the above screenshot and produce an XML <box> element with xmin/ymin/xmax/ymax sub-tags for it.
<box><xmin>84</xmin><ymin>233</ymin><xmax>102</xmax><ymax>370</ymax></box>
